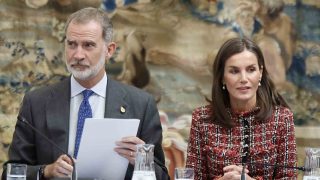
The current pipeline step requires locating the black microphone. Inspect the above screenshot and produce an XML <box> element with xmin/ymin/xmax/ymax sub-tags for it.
<box><xmin>245</xmin><ymin>162</ymin><xmax>308</xmax><ymax>171</ymax></box>
<box><xmin>238</xmin><ymin>161</ymin><xmax>308</xmax><ymax>180</ymax></box>
<box><xmin>238</xmin><ymin>161</ymin><xmax>307</xmax><ymax>180</ymax></box>
<box><xmin>19</xmin><ymin>116</ymin><xmax>76</xmax><ymax>180</ymax></box>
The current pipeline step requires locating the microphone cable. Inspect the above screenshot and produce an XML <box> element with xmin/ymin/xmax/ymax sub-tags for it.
<box><xmin>19</xmin><ymin>116</ymin><xmax>76</xmax><ymax>180</ymax></box>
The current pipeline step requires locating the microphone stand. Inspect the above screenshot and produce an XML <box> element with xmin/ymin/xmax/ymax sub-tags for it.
<box><xmin>19</xmin><ymin>117</ymin><xmax>76</xmax><ymax>180</ymax></box>
<box><xmin>241</xmin><ymin>164</ymin><xmax>246</xmax><ymax>180</ymax></box>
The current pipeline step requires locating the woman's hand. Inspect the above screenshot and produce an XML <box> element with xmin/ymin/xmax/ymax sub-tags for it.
<box><xmin>219</xmin><ymin>164</ymin><xmax>255</xmax><ymax>180</ymax></box>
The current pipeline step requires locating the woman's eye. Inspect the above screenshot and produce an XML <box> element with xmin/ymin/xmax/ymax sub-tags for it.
<box><xmin>248</xmin><ymin>67</ymin><xmax>256</xmax><ymax>72</ymax></box>
<box><xmin>230</xmin><ymin>69</ymin><xmax>239</xmax><ymax>74</ymax></box>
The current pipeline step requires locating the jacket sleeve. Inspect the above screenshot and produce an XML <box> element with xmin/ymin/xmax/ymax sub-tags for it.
<box><xmin>125</xmin><ymin>95</ymin><xmax>170</xmax><ymax>180</ymax></box>
<box><xmin>186</xmin><ymin>108</ymin><xmax>209</xmax><ymax>180</ymax></box>
<box><xmin>142</xmin><ymin>96</ymin><xmax>169</xmax><ymax>180</ymax></box>
<box><xmin>274</xmin><ymin>108</ymin><xmax>298</xmax><ymax>179</ymax></box>
<box><xmin>1</xmin><ymin>93</ymin><xmax>42</xmax><ymax>180</ymax></box>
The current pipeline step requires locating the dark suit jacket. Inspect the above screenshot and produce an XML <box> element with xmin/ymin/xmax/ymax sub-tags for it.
<box><xmin>2</xmin><ymin>77</ymin><xmax>169</xmax><ymax>180</ymax></box>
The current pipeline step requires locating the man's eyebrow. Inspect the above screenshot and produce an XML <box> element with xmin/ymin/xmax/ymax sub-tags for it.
<box><xmin>83</xmin><ymin>40</ymin><xmax>96</xmax><ymax>43</ymax></box>
<box><xmin>66</xmin><ymin>39</ymin><xmax>75</xmax><ymax>43</ymax></box>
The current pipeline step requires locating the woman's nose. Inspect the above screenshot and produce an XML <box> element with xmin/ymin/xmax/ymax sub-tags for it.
<box><xmin>240</xmin><ymin>72</ymin><xmax>248</xmax><ymax>83</ymax></box>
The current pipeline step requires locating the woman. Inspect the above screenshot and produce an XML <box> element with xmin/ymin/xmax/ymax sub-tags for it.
<box><xmin>186</xmin><ymin>37</ymin><xmax>297</xmax><ymax>179</ymax></box>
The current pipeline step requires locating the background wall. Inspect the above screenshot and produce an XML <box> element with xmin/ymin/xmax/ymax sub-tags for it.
<box><xmin>0</xmin><ymin>0</ymin><xmax>319</xmax><ymax>179</ymax></box>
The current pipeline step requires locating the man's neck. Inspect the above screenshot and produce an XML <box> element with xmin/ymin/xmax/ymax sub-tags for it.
<box><xmin>75</xmin><ymin>71</ymin><xmax>105</xmax><ymax>89</ymax></box>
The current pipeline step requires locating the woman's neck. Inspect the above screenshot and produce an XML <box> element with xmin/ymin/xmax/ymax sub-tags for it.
<box><xmin>230</xmin><ymin>101</ymin><xmax>257</xmax><ymax>113</ymax></box>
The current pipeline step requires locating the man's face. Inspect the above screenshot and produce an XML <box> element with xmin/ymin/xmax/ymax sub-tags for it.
<box><xmin>65</xmin><ymin>20</ymin><xmax>107</xmax><ymax>81</ymax></box>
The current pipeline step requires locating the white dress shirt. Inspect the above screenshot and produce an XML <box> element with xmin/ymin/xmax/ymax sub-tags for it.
<box><xmin>68</xmin><ymin>73</ymin><xmax>107</xmax><ymax>156</ymax></box>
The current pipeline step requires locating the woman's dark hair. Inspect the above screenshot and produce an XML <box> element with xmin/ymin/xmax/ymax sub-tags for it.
<box><xmin>211</xmin><ymin>37</ymin><xmax>289</xmax><ymax>128</ymax></box>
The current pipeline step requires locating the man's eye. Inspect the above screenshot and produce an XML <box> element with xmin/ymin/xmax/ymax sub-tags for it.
<box><xmin>84</xmin><ymin>43</ymin><xmax>95</xmax><ymax>48</ymax></box>
<box><xmin>67</xmin><ymin>42</ymin><xmax>76</xmax><ymax>48</ymax></box>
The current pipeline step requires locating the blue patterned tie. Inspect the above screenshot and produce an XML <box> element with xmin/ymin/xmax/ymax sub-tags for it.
<box><xmin>74</xmin><ymin>89</ymin><xmax>94</xmax><ymax>158</ymax></box>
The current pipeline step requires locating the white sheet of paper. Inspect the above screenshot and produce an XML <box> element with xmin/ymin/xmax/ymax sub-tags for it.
<box><xmin>76</xmin><ymin>118</ymin><xmax>140</xmax><ymax>180</ymax></box>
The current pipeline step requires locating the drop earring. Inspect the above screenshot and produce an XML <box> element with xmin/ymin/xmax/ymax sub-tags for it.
<box><xmin>222</xmin><ymin>84</ymin><xmax>226</xmax><ymax>90</ymax></box>
<box><xmin>259</xmin><ymin>80</ymin><xmax>261</xmax><ymax>86</ymax></box>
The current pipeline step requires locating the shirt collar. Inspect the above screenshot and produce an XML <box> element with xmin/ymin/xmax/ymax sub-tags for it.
<box><xmin>70</xmin><ymin>73</ymin><xmax>108</xmax><ymax>98</ymax></box>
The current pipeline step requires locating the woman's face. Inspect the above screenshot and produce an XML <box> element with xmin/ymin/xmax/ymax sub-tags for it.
<box><xmin>223</xmin><ymin>50</ymin><xmax>262</xmax><ymax>110</ymax></box>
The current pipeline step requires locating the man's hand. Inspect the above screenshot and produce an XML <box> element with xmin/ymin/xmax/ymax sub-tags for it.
<box><xmin>44</xmin><ymin>154</ymin><xmax>74</xmax><ymax>178</ymax></box>
<box><xmin>114</xmin><ymin>136</ymin><xmax>145</xmax><ymax>165</ymax></box>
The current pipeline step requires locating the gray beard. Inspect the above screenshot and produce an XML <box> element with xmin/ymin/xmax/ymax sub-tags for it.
<box><xmin>66</xmin><ymin>55</ymin><xmax>106</xmax><ymax>80</ymax></box>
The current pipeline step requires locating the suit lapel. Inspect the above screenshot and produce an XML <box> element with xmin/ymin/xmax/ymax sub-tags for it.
<box><xmin>46</xmin><ymin>78</ymin><xmax>71</xmax><ymax>159</ymax></box>
<box><xmin>105</xmin><ymin>79</ymin><xmax>129</xmax><ymax>118</ymax></box>
<box><xmin>44</xmin><ymin>78</ymin><xmax>130</xmax><ymax>159</ymax></box>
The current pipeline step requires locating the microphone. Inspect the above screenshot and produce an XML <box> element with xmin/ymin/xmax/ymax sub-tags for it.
<box><xmin>238</xmin><ymin>161</ymin><xmax>307</xmax><ymax>180</ymax></box>
<box><xmin>18</xmin><ymin>116</ymin><xmax>76</xmax><ymax>180</ymax></box>
<box><xmin>245</xmin><ymin>162</ymin><xmax>308</xmax><ymax>171</ymax></box>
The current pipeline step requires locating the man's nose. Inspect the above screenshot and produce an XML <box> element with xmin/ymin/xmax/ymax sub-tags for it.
<box><xmin>74</xmin><ymin>47</ymin><xmax>85</xmax><ymax>60</ymax></box>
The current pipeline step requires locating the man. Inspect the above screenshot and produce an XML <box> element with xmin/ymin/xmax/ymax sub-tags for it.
<box><xmin>2</xmin><ymin>7</ymin><xmax>169</xmax><ymax>180</ymax></box>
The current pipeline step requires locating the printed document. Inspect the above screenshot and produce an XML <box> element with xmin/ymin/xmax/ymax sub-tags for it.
<box><xmin>76</xmin><ymin>118</ymin><xmax>140</xmax><ymax>180</ymax></box>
